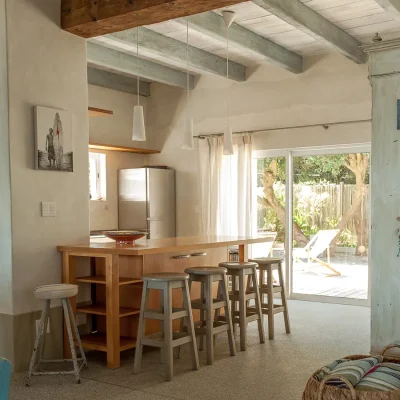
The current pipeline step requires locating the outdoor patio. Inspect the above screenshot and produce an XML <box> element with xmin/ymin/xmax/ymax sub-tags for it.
<box><xmin>292</xmin><ymin>252</ymin><xmax>368</xmax><ymax>300</ymax></box>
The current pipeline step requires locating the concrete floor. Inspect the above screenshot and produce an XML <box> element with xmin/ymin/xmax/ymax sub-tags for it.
<box><xmin>10</xmin><ymin>300</ymin><xmax>370</xmax><ymax>400</ymax></box>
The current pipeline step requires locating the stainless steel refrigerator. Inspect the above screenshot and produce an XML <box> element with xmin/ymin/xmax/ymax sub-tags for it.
<box><xmin>118</xmin><ymin>167</ymin><xmax>176</xmax><ymax>239</ymax></box>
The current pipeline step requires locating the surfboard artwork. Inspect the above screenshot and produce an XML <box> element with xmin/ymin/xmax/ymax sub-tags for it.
<box><xmin>34</xmin><ymin>106</ymin><xmax>73</xmax><ymax>172</ymax></box>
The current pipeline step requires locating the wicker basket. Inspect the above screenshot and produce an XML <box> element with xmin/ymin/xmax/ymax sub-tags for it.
<box><xmin>302</xmin><ymin>344</ymin><xmax>400</xmax><ymax>400</ymax></box>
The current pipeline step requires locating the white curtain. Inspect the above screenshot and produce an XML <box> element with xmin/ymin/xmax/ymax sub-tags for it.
<box><xmin>198</xmin><ymin>134</ymin><xmax>253</xmax><ymax>237</ymax></box>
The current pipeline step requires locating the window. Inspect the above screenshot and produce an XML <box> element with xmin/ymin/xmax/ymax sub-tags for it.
<box><xmin>89</xmin><ymin>152</ymin><xmax>106</xmax><ymax>200</ymax></box>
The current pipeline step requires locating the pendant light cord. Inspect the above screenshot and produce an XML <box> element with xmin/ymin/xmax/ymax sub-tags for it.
<box><xmin>186</xmin><ymin>20</ymin><xmax>190</xmax><ymax>120</ymax></box>
<box><xmin>226</xmin><ymin>24</ymin><xmax>229</xmax><ymax>127</ymax></box>
<box><xmin>137</xmin><ymin>27</ymin><xmax>140</xmax><ymax>106</ymax></box>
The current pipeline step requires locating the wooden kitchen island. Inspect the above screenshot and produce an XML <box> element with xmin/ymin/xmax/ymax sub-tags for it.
<box><xmin>57</xmin><ymin>235</ymin><xmax>274</xmax><ymax>369</ymax></box>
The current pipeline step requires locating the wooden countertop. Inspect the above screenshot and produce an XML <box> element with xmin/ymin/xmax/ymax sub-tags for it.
<box><xmin>58</xmin><ymin>235</ymin><xmax>275</xmax><ymax>256</ymax></box>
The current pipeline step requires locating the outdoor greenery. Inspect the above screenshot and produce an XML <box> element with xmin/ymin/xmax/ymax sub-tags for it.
<box><xmin>257</xmin><ymin>154</ymin><xmax>370</xmax><ymax>252</ymax></box>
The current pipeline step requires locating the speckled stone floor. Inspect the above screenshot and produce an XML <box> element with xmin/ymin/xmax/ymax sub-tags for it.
<box><xmin>10</xmin><ymin>300</ymin><xmax>370</xmax><ymax>400</ymax></box>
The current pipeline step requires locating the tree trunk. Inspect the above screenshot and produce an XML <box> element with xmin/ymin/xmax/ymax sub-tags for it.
<box><xmin>354</xmin><ymin>208</ymin><xmax>367</xmax><ymax>256</ymax></box>
<box><xmin>261</xmin><ymin>160</ymin><xmax>309</xmax><ymax>246</ymax></box>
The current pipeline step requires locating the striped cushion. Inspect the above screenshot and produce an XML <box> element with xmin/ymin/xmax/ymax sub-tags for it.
<box><xmin>356</xmin><ymin>363</ymin><xmax>400</xmax><ymax>392</ymax></box>
<box><xmin>315</xmin><ymin>359</ymin><xmax>349</xmax><ymax>381</ymax></box>
<box><xmin>316</xmin><ymin>356</ymin><xmax>383</xmax><ymax>387</ymax></box>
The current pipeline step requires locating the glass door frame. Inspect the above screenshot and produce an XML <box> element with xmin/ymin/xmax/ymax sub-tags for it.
<box><xmin>253</xmin><ymin>143</ymin><xmax>371</xmax><ymax>307</ymax></box>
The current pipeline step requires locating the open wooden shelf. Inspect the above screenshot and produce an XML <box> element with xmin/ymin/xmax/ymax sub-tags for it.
<box><xmin>79</xmin><ymin>333</ymin><xmax>137</xmax><ymax>352</ymax></box>
<box><xmin>89</xmin><ymin>142</ymin><xmax>161</xmax><ymax>155</ymax></box>
<box><xmin>76</xmin><ymin>276</ymin><xmax>143</xmax><ymax>285</ymax></box>
<box><xmin>77</xmin><ymin>305</ymin><xmax>141</xmax><ymax>317</ymax></box>
<box><xmin>88</xmin><ymin>107</ymin><xmax>113</xmax><ymax>117</ymax></box>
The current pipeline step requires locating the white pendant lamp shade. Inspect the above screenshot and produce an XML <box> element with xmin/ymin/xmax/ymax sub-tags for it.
<box><xmin>222</xmin><ymin>10</ymin><xmax>236</xmax><ymax>28</ymax></box>
<box><xmin>223</xmin><ymin>126</ymin><xmax>234</xmax><ymax>155</ymax></box>
<box><xmin>132</xmin><ymin>27</ymin><xmax>146</xmax><ymax>142</ymax></box>
<box><xmin>132</xmin><ymin>105</ymin><xmax>146</xmax><ymax>141</ymax></box>
<box><xmin>182</xmin><ymin>117</ymin><xmax>194</xmax><ymax>150</ymax></box>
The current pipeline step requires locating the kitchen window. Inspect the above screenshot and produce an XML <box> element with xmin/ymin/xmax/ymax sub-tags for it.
<box><xmin>89</xmin><ymin>152</ymin><xmax>106</xmax><ymax>200</ymax></box>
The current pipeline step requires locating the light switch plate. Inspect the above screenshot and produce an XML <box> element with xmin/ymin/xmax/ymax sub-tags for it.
<box><xmin>41</xmin><ymin>202</ymin><xmax>56</xmax><ymax>217</ymax></box>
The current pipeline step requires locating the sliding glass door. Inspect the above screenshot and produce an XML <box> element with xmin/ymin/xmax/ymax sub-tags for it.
<box><xmin>253</xmin><ymin>145</ymin><xmax>370</xmax><ymax>306</ymax></box>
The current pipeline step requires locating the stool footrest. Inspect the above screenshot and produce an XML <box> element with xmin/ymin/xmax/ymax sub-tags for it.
<box><xmin>195</xmin><ymin>320</ymin><xmax>230</xmax><ymax>336</ymax></box>
<box><xmin>191</xmin><ymin>298</ymin><xmax>226</xmax><ymax>310</ymax></box>
<box><xmin>141</xmin><ymin>331</ymin><xmax>193</xmax><ymax>348</ymax></box>
<box><xmin>144</xmin><ymin>308</ymin><xmax>188</xmax><ymax>320</ymax></box>
<box><xmin>249</xmin><ymin>304</ymin><xmax>285</xmax><ymax>314</ymax></box>
<box><xmin>229</xmin><ymin>290</ymin><xmax>256</xmax><ymax>301</ymax></box>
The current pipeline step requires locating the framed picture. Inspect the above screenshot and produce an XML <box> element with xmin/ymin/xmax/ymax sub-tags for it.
<box><xmin>34</xmin><ymin>106</ymin><xmax>73</xmax><ymax>172</ymax></box>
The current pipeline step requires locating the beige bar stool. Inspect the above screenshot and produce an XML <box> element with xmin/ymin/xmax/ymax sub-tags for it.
<box><xmin>218</xmin><ymin>262</ymin><xmax>265</xmax><ymax>351</ymax></box>
<box><xmin>248</xmin><ymin>258</ymin><xmax>291</xmax><ymax>340</ymax></box>
<box><xmin>133</xmin><ymin>272</ymin><xmax>199</xmax><ymax>382</ymax></box>
<box><xmin>26</xmin><ymin>284</ymin><xmax>87</xmax><ymax>386</ymax></box>
<box><xmin>184</xmin><ymin>267</ymin><xmax>236</xmax><ymax>365</ymax></box>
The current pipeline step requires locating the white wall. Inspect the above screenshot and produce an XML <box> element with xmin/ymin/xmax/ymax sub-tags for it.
<box><xmin>0</xmin><ymin>0</ymin><xmax>13</xmax><ymax>315</ymax></box>
<box><xmin>7</xmin><ymin>0</ymin><xmax>89</xmax><ymax>314</ymax></box>
<box><xmin>147</xmin><ymin>53</ymin><xmax>371</xmax><ymax>236</ymax></box>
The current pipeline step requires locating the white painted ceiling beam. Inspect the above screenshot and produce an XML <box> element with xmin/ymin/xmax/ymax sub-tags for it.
<box><xmin>92</xmin><ymin>27</ymin><xmax>247</xmax><ymax>82</ymax></box>
<box><xmin>252</xmin><ymin>0</ymin><xmax>367</xmax><ymax>64</ymax></box>
<box><xmin>87</xmin><ymin>42</ymin><xmax>195</xmax><ymax>89</ymax></box>
<box><xmin>176</xmin><ymin>11</ymin><xmax>303</xmax><ymax>74</ymax></box>
<box><xmin>87</xmin><ymin>68</ymin><xmax>151</xmax><ymax>97</ymax></box>
<box><xmin>374</xmin><ymin>0</ymin><xmax>400</xmax><ymax>17</ymax></box>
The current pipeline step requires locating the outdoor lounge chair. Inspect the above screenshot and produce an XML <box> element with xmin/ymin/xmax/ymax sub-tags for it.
<box><xmin>293</xmin><ymin>229</ymin><xmax>341</xmax><ymax>276</ymax></box>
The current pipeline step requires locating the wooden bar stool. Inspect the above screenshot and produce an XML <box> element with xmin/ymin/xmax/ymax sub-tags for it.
<box><xmin>218</xmin><ymin>262</ymin><xmax>265</xmax><ymax>351</ymax></box>
<box><xmin>133</xmin><ymin>272</ymin><xmax>199</xmax><ymax>382</ymax></box>
<box><xmin>26</xmin><ymin>284</ymin><xmax>87</xmax><ymax>386</ymax></box>
<box><xmin>248</xmin><ymin>258</ymin><xmax>291</xmax><ymax>340</ymax></box>
<box><xmin>184</xmin><ymin>267</ymin><xmax>236</xmax><ymax>365</ymax></box>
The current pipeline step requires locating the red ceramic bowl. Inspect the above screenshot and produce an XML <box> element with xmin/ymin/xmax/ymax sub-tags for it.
<box><xmin>104</xmin><ymin>231</ymin><xmax>145</xmax><ymax>245</ymax></box>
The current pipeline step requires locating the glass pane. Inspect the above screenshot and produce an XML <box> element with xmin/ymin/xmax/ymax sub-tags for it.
<box><xmin>292</xmin><ymin>153</ymin><xmax>369</xmax><ymax>300</ymax></box>
<box><xmin>89</xmin><ymin>157</ymin><xmax>98</xmax><ymax>200</ymax></box>
<box><xmin>253</xmin><ymin>157</ymin><xmax>286</xmax><ymax>261</ymax></box>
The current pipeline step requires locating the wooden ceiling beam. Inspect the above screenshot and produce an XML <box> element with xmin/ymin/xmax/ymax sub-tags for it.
<box><xmin>252</xmin><ymin>0</ymin><xmax>367</xmax><ymax>64</ymax></box>
<box><xmin>61</xmin><ymin>0</ymin><xmax>246</xmax><ymax>38</ymax></box>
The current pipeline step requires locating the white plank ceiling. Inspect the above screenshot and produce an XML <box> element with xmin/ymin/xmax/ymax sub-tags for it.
<box><xmin>147</xmin><ymin>0</ymin><xmax>400</xmax><ymax>65</ymax></box>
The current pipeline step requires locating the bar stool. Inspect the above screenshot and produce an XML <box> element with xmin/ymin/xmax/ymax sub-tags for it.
<box><xmin>218</xmin><ymin>262</ymin><xmax>265</xmax><ymax>351</ymax></box>
<box><xmin>248</xmin><ymin>258</ymin><xmax>291</xmax><ymax>340</ymax></box>
<box><xmin>184</xmin><ymin>267</ymin><xmax>236</xmax><ymax>365</ymax></box>
<box><xmin>133</xmin><ymin>272</ymin><xmax>199</xmax><ymax>381</ymax></box>
<box><xmin>26</xmin><ymin>284</ymin><xmax>87</xmax><ymax>386</ymax></box>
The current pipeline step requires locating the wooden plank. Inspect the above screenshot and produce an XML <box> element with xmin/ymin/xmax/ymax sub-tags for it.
<box><xmin>88</xmin><ymin>68</ymin><xmax>151</xmax><ymax>97</ymax></box>
<box><xmin>106</xmin><ymin>254</ymin><xmax>120</xmax><ymax>369</ymax></box>
<box><xmin>88</xmin><ymin>143</ymin><xmax>160</xmax><ymax>154</ymax></box>
<box><xmin>93</xmin><ymin>27</ymin><xmax>247</xmax><ymax>82</ymax></box>
<box><xmin>252</xmin><ymin>0</ymin><xmax>367</xmax><ymax>64</ymax></box>
<box><xmin>176</xmin><ymin>12</ymin><xmax>303</xmax><ymax>74</ymax></box>
<box><xmin>87</xmin><ymin>42</ymin><xmax>195</xmax><ymax>89</ymax></box>
<box><xmin>61</xmin><ymin>0</ymin><xmax>246</xmax><ymax>38</ymax></box>
<box><xmin>88</xmin><ymin>106</ymin><xmax>113</xmax><ymax>117</ymax></box>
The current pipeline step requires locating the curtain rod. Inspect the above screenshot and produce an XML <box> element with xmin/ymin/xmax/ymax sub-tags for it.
<box><xmin>194</xmin><ymin>118</ymin><xmax>371</xmax><ymax>139</ymax></box>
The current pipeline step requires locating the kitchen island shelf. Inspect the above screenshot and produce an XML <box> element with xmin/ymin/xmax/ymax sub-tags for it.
<box><xmin>76</xmin><ymin>276</ymin><xmax>143</xmax><ymax>286</ymax></box>
<box><xmin>79</xmin><ymin>333</ymin><xmax>137</xmax><ymax>352</ymax></box>
<box><xmin>77</xmin><ymin>305</ymin><xmax>140</xmax><ymax>317</ymax></box>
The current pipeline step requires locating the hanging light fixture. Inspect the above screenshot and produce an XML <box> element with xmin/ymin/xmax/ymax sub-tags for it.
<box><xmin>222</xmin><ymin>10</ymin><xmax>235</xmax><ymax>156</ymax></box>
<box><xmin>132</xmin><ymin>27</ymin><xmax>146</xmax><ymax>141</ymax></box>
<box><xmin>182</xmin><ymin>19</ymin><xmax>194</xmax><ymax>150</ymax></box>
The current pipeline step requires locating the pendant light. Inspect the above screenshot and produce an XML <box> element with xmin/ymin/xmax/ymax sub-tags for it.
<box><xmin>132</xmin><ymin>27</ymin><xmax>146</xmax><ymax>141</ymax></box>
<box><xmin>222</xmin><ymin>10</ymin><xmax>235</xmax><ymax>156</ymax></box>
<box><xmin>182</xmin><ymin>19</ymin><xmax>194</xmax><ymax>150</ymax></box>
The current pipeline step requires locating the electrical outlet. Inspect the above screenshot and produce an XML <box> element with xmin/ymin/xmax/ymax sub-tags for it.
<box><xmin>36</xmin><ymin>318</ymin><xmax>50</xmax><ymax>335</ymax></box>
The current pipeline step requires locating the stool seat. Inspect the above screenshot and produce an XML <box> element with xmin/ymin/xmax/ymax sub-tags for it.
<box><xmin>249</xmin><ymin>258</ymin><xmax>283</xmax><ymax>266</ymax></box>
<box><xmin>142</xmin><ymin>273</ymin><xmax>189</xmax><ymax>282</ymax></box>
<box><xmin>34</xmin><ymin>284</ymin><xmax>78</xmax><ymax>300</ymax></box>
<box><xmin>185</xmin><ymin>266</ymin><xmax>227</xmax><ymax>275</ymax></box>
<box><xmin>218</xmin><ymin>262</ymin><xmax>257</xmax><ymax>270</ymax></box>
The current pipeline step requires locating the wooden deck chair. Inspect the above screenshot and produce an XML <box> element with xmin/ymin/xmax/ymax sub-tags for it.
<box><xmin>0</xmin><ymin>358</ymin><xmax>11</xmax><ymax>400</ymax></box>
<box><xmin>293</xmin><ymin>229</ymin><xmax>341</xmax><ymax>276</ymax></box>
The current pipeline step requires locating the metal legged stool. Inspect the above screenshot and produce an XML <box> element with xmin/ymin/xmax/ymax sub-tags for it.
<box><xmin>184</xmin><ymin>266</ymin><xmax>236</xmax><ymax>365</ymax></box>
<box><xmin>218</xmin><ymin>262</ymin><xmax>265</xmax><ymax>351</ymax></box>
<box><xmin>133</xmin><ymin>273</ymin><xmax>199</xmax><ymax>382</ymax></box>
<box><xmin>248</xmin><ymin>258</ymin><xmax>291</xmax><ymax>340</ymax></box>
<box><xmin>26</xmin><ymin>284</ymin><xmax>87</xmax><ymax>386</ymax></box>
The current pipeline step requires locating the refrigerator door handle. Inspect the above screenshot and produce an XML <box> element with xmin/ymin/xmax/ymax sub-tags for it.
<box><xmin>147</xmin><ymin>217</ymin><xmax>164</xmax><ymax>221</ymax></box>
